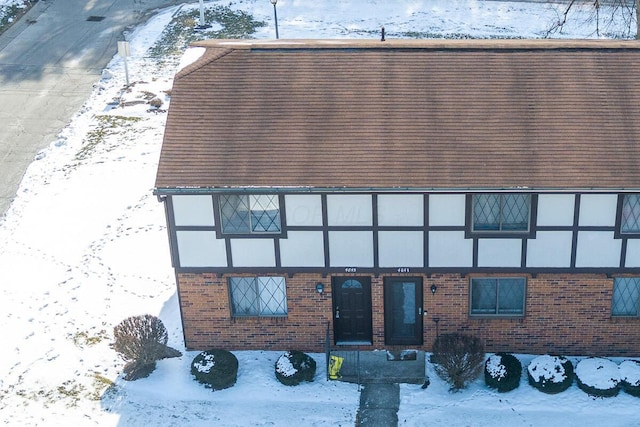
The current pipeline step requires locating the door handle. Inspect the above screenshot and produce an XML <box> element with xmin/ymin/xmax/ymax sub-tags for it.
<box><xmin>418</xmin><ymin>307</ymin><xmax>422</xmax><ymax>315</ymax></box>
<box><xmin>335</xmin><ymin>307</ymin><xmax>340</xmax><ymax>319</ymax></box>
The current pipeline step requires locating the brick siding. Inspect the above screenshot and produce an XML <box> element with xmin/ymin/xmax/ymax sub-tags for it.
<box><xmin>177</xmin><ymin>272</ymin><xmax>640</xmax><ymax>356</ymax></box>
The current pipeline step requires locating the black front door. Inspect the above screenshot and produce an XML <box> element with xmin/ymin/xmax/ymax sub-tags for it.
<box><xmin>332</xmin><ymin>277</ymin><xmax>372</xmax><ymax>345</ymax></box>
<box><xmin>384</xmin><ymin>277</ymin><xmax>423</xmax><ymax>345</ymax></box>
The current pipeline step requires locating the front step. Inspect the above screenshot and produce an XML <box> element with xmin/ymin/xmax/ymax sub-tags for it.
<box><xmin>331</xmin><ymin>350</ymin><xmax>425</xmax><ymax>384</ymax></box>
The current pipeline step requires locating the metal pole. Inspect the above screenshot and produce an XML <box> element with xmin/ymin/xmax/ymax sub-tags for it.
<box><xmin>273</xmin><ymin>3</ymin><xmax>279</xmax><ymax>39</ymax></box>
<box><xmin>199</xmin><ymin>0</ymin><xmax>205</xmax><ymax>27</ymax></box>
<box><xmin>123</xmin><ymin>56</ymin><xmax>129</xmax><ymax>86</ymax></box>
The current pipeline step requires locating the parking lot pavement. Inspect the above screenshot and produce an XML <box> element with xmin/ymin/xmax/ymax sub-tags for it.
<box><xmin>0</xmin><ymin>0</ymin><xmax>180</xmax><ymax>217</ymax></box>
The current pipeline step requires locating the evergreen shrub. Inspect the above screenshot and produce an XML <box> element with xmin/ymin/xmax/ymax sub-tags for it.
<box><xmin>191</xmin><ymin>349</ymin><xmax>239</xmax><ymax>390</ymax></box>
<box><xmin>575</xmin><ymin>357</ymin><xmax>621</xmax><ymax>398</ymax></box>
<box><xmin>620</xmin><ymin>360</ymin><xmax>640</xmax><ymax>397</ymax></box>
<box><xmin>527</xmin><ymin>355</ymin><xmax>574</xmax><ymax>394</ymax></box>
<box><xmin>484</xmin><ymin>353</ymin><xmax>522</xmax><ymax>392</ymax></box>
<box><xmin>275</xmin><ymin>350</ymin><xmax>317</xmax><ymax>386</ymax></box>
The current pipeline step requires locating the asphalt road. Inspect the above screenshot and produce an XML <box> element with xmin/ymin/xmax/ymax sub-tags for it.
<box><xmin>0</xmin><ymin>0</ymin><xmax>180</xmax><ymax>218</ymax></box>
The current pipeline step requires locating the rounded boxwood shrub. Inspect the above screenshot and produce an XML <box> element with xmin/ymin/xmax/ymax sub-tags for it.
<box><xmin>275</xmin><ymin>350</ymin><xmax>317</xmax><ymax>386</ymax></box>
<box><xmin>485</xmin><ymin>353</ymin><xmax>522</xmax><ymax>392</ymax></box>
<box><xmin>527</xmin><ymin>355</ymin><xmax>574</xmax><ymax>394</ymax></box>
<box><xmin>191</xmin><ymin>349</ymin><xmax>238</xmax><ymax>391</ymax></box>
<box><xmin>575</xmin><ymin>357</ymin><xmax>621</xmax><ymax>398</ymax></box>
<box><xmin>620</xmin><ymin>360</ymin><xmax>640</xmax><ymax>397</ymax></box>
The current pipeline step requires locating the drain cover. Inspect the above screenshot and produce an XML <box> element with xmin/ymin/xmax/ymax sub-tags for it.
<box><xmin>87</xmin><ymin>16</ymin><xmax>105</xmax><ymax>22</ymax></box>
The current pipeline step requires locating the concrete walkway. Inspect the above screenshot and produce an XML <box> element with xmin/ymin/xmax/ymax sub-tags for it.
<box><xmin>357</xmin><ymin>383</ymin><xmax>400</xmax><ymax>427</ymax></box>
<box><xmin>0</xmin><ymin>0</ymin><xmax>180</xmax><ymax>217</ymax></box>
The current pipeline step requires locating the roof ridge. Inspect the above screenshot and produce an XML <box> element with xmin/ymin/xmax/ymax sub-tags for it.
<box><xmin>175</xmin><ymin>47</ymin><xmax>234</xmax><ymax>80</ymax></box>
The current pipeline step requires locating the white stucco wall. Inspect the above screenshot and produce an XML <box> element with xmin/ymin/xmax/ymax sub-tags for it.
<box><xmin>328</xmin><ymin>231</ymin><xmax>374</xmax><ymax>267</ymax></box>
<box><xmin>578</xmin><ymin>194</ymin><xmax>618</xmax><ymax>226</ymax></box>
<box><xmin>428</xmin><ymin>231</ymin><xmax>473</xmax><ymax>267</ymax></box>
<box><xmin>625</xmin><ymin>239</ymin><xmax>640</xmax><ymax>267</ymax></box>
<box><xmin>176</xmin><ymin>230</ymin><xmax>226</xmax><ymax>267</ymax></box>
<box><xmin>575</xmin><ymin>231</ymin><xmax>621</xmax><ymax>267</ymax></box>
<box><xmin>280</xmin><ymin>231</ymin><xmax>325</xmax><ymax>267</ymax></box>
<box><xmin>327</xmin><ymin>195</ymin><xmax>372</xmax><ymax>226</ymax></box>
<box><xmin>285</xmin><ymin>194</ymin><xmax>323</xmax><ymax>226</ymax></box>
<box><xmin>429</xmin><ymin>194</ymin><xmax>466</xmax><ymax>226</ymax></box>
<box><xmin>173</xmin><ymin>195</ymin><xmax>215</xmax><ymax>226</ymax></box>
<box><xmin>526</xmin><ymin>231</ymin><xmax>573</xmax><ymax>268</ymax></box>
<box><xmin>537</xmin><ymin>194</ymin><xmax>574</xmax><ymax>226</ymax></box>
<box><xmin>377</xmin><ymin>194</ymin><xmax>424</xmax><ymax>226</ymax></box>
<box><xmin>378</xmin><ymin>231</ymin><xmax>424</xmax><ymax>267</ymax></box>
<box><xmin>230</xmin><ymin>239</ymin><xmax>276</xmax><ymax>267</ymax></box>
<box><xmin>477</xmin><ymin>238</ymin><xmax>522</xmax><ymax>267</ymax></box>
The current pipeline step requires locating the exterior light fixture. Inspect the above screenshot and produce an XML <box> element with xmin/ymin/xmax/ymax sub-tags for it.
<box><xmin>430</xmin><ymin>284</ymin><xmax>437</xmax><ymax>295</ymax></box>
<box><xmin>270</xmin><ymin>0</ymin><xmax>279</xmax><ymax>39</ymax></box>
<box><xmin>315</xmin><ymin>282</ymin><xmax>324</xmax><ymax>294</ymax></box>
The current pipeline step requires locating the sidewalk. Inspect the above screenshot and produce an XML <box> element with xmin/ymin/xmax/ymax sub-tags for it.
<box><xmin>357</xmin><ymin>383</ymin><xmax>400</xmax><ymax>427</ymax></box>
<box><xmin>331</xmin><ymin>350</ymin><xmax>426</xmax><ymax>427</ymax></box>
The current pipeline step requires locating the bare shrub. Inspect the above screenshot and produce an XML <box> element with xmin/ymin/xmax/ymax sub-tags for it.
<box><xmin>432</xmin><ymin>333</ymin><xmax>485</xmax><ymax>391</ymax></box>
<box><xmin>147</xmin><ymin>97</ymin><xmax>163</xmax><ymax>108</ymax></box>
<box><xmin>113</xmin><ymin>314</ymin><xmax>181</xmax><ymax>380</ymax></box>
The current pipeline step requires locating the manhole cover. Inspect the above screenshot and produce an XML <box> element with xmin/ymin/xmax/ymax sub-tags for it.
<box><xmin>87</xmin><ymin>16</ymin><xmax>105</xmax><ymax>22</ymax></box>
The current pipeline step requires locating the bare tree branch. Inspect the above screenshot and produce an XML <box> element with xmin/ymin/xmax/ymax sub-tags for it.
<box><xmin>545</xmin><ymin>0</ymin><xmax>637</xmax><ymax>38</ymax></box>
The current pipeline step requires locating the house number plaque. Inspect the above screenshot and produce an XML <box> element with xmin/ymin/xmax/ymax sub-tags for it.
<box><xmin>397</xmin><ymin>267</ymin><xmax>410</xmax><ymax>273</ymax></box>
<box><xmin>344</xmin><ymin>267</ymin><xmax>357</xmax><ymax>273</ymax></box>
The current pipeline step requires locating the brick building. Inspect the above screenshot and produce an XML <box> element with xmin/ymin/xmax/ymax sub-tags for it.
<box><xmin>154</xmin><ymin>39</ymin><xmax>640</xmax><ymax>356</ymax></box>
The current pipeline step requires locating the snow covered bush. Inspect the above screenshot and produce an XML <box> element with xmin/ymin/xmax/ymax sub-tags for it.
<box><xmin>112</xmin><ymin>314</ymin><xmax>182</xmax><ymax>381</ymax></box>
<box><xmin>191</xmin><ymin>349</ymin><xmax>239</xmax><ymax>391</ymax></box>
<box><xmin>431</xmin><ymin>333</ymin><xmax>485</xmax><ymax>391</ymax></box>
<box><xmin>484</xmin><ymin>353</ymin><xmax>522</xmax><ymax>392</ymax></box>
<box><xmin>275</xmin><ymin>350</ymin><xmax>317</xmax><ymax>386</ymax></box>
<box><xmin>620</xmin><ymin>360</ymin><xmax>640</xmax><ymax>397</ymax></box>
<box><xmin>527</xmin><ymin>355</ymin><xmax>574</xmax><ymax>394</ymax></box>
<box><xmin>575</xmin><ymin>357</ymin><xmax>621</xmax><ymax>397</ymax></box>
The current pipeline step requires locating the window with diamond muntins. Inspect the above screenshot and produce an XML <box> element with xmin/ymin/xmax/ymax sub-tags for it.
<box><xmin>612</xmin><ymin>278</ymin><xmax>640</xmax><ymax>317</ymax></box>
<box><xmin>229</xmin><ymin>277</ymin><xmax>287</xmax><ymax>316</ymax></box>
<box><xmin>473</xmin><ymin>194</ymin><xmax>530</xmax><ymax>232</ymax></box>
<box><xmin>220</xmin><ymin>195</ymin><xmax>281</xmax><ymax>234</ymax></box>
<box><xmin>621</xmin><ymin>195</ymin><xmax>640</xmax><ymax>234</ymax></box>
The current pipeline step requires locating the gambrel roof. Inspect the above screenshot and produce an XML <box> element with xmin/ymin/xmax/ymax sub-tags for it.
<box><xmin>155</xmin><ymin>39</ymin><xmax>640</xmax><ymax>192</ymax></box>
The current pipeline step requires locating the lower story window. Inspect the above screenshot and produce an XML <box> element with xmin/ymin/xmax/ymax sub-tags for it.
<box><xmin>229</xmin><ymin>276</ymin><xmax>287</xmax><ymax>316</ymax></box>
<box><xmin>470</xmin><ymin>277</ymin><xmax>525</xmax><ymax>316</ymax></box>
<box><xmin>612</xmin><ymin>278</ymin><xmax>640</xmax><ymax>317</ymax></box>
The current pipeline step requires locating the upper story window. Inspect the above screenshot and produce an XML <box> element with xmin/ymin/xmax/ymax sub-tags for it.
<box><xmin>612</xmin><ymin>278</ymin><xmax>640</xmax><ymax>317</ymax></box>
<box><xmin>472</xmin><ymin>194</ymin><xmax>530</xmax><ymax>233</ymax></box>
<box><xmin>219</xmin><ymin>194</ymin><xmax>281</xmax><ymax>234</ymax></box>
<box><xmin>470</xmin><ymin>277</ymin><xmax>526</xmax><ymax>317</ymax></box>
<box><xmin>620</xmin><ymin>194</ymin><xmax>640</xmax><ymax>234</ymax></box>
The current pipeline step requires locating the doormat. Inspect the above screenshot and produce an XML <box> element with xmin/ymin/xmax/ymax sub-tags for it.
<box><xmin>386</xmin><ymin>350</ymin><xmax>417</xmax><ymax>361</ymax></box>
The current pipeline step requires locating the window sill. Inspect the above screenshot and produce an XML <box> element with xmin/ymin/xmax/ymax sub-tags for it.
<box><xmin>469</xmin><ymin>314</ymin><xmax>524</xmax><ymax>319</ymax></box>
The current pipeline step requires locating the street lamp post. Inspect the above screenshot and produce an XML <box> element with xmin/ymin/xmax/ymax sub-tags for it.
<box><xmin>270</xmin><ymin>0</ymin><xmax>279</xmax><ymax>39</ymax></box>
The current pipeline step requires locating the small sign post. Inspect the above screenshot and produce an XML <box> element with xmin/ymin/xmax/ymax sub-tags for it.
<box><xmin>117</xmin><ymin>41</ymin><xmax>131</xmax><ymax>86</ymax></box>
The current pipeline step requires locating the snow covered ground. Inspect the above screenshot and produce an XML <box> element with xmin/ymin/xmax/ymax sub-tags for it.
<box><xmin>0</xmin><ymin>1</ymin><xmax>639</xmax><ymax>426</ymax></box>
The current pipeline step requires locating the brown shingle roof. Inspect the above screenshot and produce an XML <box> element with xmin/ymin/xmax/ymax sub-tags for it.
<box><xmin>155</xmin><ymin>39</ymin><xmax>640</xmax><ymax>192</ymax></box>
